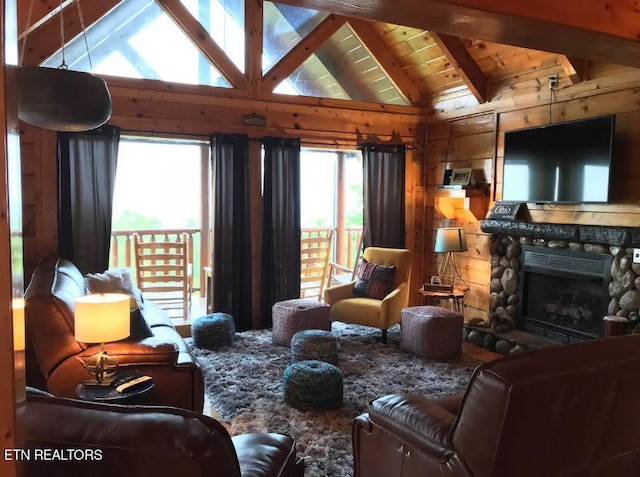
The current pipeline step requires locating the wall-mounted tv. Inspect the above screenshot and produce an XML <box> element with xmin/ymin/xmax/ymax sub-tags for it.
<box><xmin>502</xmin><ymin>115</ymin><xmax>615</xmax><ymax>204</ymax></box>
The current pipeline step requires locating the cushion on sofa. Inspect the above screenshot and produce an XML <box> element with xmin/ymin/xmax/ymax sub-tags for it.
<box><xmin>85</xmin><ymin>268</ymin><xmax>144</xmax><ymax>309</ymax></box>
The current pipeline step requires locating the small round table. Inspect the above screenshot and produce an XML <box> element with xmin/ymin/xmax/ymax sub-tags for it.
<box><xmin>418</xmin><ymin>288</ymin><xmax>467</xmax><ymax>313</ymax></box>
<box><xmin>75</xmin><ymin>375</ymin><xmax>154</xmax><ymax>404</ymax></box>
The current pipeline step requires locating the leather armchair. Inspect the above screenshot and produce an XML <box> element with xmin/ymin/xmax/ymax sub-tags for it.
<box><xmin>19</xmin><ymin>391</ymin><xmax>304</xmax><ymax>477</ymax></box>
<box><xmin>353</xmin><ymin>334</ymin><xmax>640</xmax><ymax>477</ymax></box>
<box><xmin>24</xmin><ymin>258</ymin><xmax>204</xmax><ymax>411</ymax></box>
<box><xmin>324</xmin><ymin>247</ymin><xmax>411</xmax><ymax>343</ymax></box>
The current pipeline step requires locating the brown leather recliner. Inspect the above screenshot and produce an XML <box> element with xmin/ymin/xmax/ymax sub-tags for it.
<box><xmin>24</xmin><ymin>258</ymin><xmax>204</xmax><ymax>411</ymax></box>
<box><xmin>20</xmin><ymin>391</ymin><xmax>304</xmax><ymax>477</ymax></box>
<box><xmin>353</xmin><ymin>334</ymin><xmax>640</xmax><ymax>477</ymax></box>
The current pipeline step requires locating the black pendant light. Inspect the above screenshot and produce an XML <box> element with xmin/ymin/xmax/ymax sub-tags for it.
<box><xmin>17</xmin><ymin>0</ymin><xmax>112</xmax><ymax>132</ymax></box>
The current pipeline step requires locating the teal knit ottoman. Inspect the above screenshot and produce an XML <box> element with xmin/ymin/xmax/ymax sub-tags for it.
<box><xmin>282</xmin><ymin>360</ymin><xmax>343</xmax><ymax>411</ymax></box>
<box><xmin>191</xmin><ymin>313</ymin><xmax>235</xmax><ymax>349</ymax></box>
<box><xmin>290</xmin><ymin>329</ymin><xmax>338</xmax><ymax>366</ymax></box>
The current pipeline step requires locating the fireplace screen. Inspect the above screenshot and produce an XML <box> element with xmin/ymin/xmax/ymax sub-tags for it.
<box><xmin>524</xmin><ymin>272</ymin><xmax>603</xmax><ymax>337</ymax></box>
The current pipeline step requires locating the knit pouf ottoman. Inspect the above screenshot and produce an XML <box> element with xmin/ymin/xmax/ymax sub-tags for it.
<box><xmin>290</xmin><ymin>329</ymin><xmax>338</xmax><ymax>366</ymax></box>
<box><xmin>400</xmin><ymin>306</ymin><xmax>463</xmax><ymax>360</ymax></box>
<box><xmin>272</xmin><ymin>298</ymin><xmax>331</xmax><ymax>347</ymax></box>
<box><xmin>191</xmin><ymin>313</ymin><xmax>235</xmax><ymax>349</ymax></box>
<box><xmin>282</xmin><ymin>360</ymin><xmax>343</xmax><ymax>411</ymax></box>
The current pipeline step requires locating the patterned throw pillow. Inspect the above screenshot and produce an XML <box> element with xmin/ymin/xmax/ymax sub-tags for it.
<box><xmin>353</xmin><ymin>258</ymin><xmax>397</xmax><ymax>300</ymax></box>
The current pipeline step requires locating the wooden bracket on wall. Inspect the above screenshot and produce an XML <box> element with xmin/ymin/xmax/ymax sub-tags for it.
<box><xmin>434</xmin><ymin>188</ymin><xmax>488</xmax><ymax>221</ymax></box>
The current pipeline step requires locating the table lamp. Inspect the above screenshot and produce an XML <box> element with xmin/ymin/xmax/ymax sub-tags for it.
<box><xmin>434</xmin><ymin>227</ymin><xmax>468</xmax><ymax>287</ymax></box>
<box><xmin>75</xmin><ymin>293</ymin><xmax>130</xmax><ymax>385</ymax></box>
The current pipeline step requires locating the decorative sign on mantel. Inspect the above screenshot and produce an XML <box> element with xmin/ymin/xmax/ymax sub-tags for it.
<box><xmin>486</xmin><ymin>201</ymin><xmax>530</xmax><ymax>220</ymax></box>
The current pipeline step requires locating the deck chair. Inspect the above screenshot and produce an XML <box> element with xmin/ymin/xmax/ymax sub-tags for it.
<box><xmin>133</xmin><ymin>233</ymin><xmax>192</xmax><ymax>320</ymax></box>
<box><xmin>327</xmin><ymin>232</ymin><xmax>363</xmax><ymax>288</ymax></box>
<box><xmin>300</xmin><ymin>230</ymin><xmax>334</xmax><ymax>301</ymax></box>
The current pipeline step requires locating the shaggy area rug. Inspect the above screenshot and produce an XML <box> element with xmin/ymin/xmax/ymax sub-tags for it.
<box><xmin>189</xmin><ymin>323</ymin><xmax>478</xmax><ymax>477</ymax></box>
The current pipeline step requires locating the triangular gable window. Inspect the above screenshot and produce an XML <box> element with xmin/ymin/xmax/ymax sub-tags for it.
<box><xmin>275</xmin><ymin>23</ymin><xmax>409</xmax><ymax>105</ymax></box>
<box><xmin>181</xmin><ymin>0</ymin><xmax>245</xmax><ymax>73</ymax></box>
<box><xmin>263</xmin><ymin>1</ymin><xmax>328</xmax><ymax>73</ymax></box>
<box><xmin>42</xmin><ymin>0</ymin><xmax>231</xmax><ymax>88</ymax></box>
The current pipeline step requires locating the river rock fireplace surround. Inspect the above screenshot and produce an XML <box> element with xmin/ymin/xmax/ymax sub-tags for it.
<box><xmin>480</xmin><ymin>220</ymin><xmax>640</xmax><ymax>344</ymax></box>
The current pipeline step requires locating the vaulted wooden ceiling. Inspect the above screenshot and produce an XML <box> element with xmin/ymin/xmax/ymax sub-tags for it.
<box><xmin>17</xmin><ymin>0</ymin><xmax>640</xmax><ymax>110</ymax></box>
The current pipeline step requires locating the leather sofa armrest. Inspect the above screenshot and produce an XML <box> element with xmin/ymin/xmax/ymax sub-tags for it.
<box><xmin>19</xmin><ymin>394</ymin><xmax>242</xmax><ymax>477</ymax></box>
<box><xmin>324</xmin><ymin>281</ymin><xmax>356</xmax><ymax>304</ymax></box>
<box><xmin>79</xmin><ymin>338</ymin><xmax>178</xmax><ymax>365</ymax></box>
<box><xmin>368</xmin><ymin>393</ymin><xmax>457</xmax><ymax>462</ymax></box>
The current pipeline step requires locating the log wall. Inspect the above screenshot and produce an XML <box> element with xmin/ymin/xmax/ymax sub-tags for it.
<box><xmin>423</xmin><ymin>67</ymin><xmax>640</xmax><ymax>321</ymax></box>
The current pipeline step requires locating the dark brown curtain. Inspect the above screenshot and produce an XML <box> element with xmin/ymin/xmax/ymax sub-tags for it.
<box><xmin>57</xmin><ymin>125</ymin><xmax>120</xmax><ymax>274</ymax></box>
<box><xmin>361</xmin><ymin>143</ymin><xmax>406</xmax><ymax>249</ymax></box>
<box><xmin>261</xmin><ymin>137</ymin><xmax>301</xmax><ymax>328</ymax></box>
<box><xmin>210</xmin><ymin>133</ymin><xmax>253</xmax><ymax>331</ymax></box>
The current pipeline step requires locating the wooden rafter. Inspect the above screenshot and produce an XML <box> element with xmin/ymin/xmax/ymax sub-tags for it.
<box><xmin>18</xmin><ymin>0</ymin><xmax>73</xmax><ymax>39</ymax></box>
<box><xmin>245</xmin><ymin>0</ymin><xmax>263</xmax><ymax>99</ymax></box>
<box><xmin>348</xmin><ymin>18</ymin><xmax>422</xmax><ymax>106</ymax></box>
<box><xmin>558</xmin><ymin>55</ymin><xmax>588</xmax><ymax>84</ymax></box>
<box><xmin>273</xmin><ymin>0</ymin><xmax>640</xmax><ymax>69</ymax></box>
<box><xmin>261</xmin><ymin>14</ymin><xmax>347</xmax><ymax>93</ymax></box>
<box><xmin>21</xmin><ymin>0</ymin><xmax>123</xmax><ymax>66</ymax></box>
<box><xmin>155</xmin><ymin>0</ymin><xmax>248</xmax><ymax>90</ymax></box>
<box><xmin>431</xmin><ymin>32</ymin><xmax>487</xmax><ymax>103</ymax></box>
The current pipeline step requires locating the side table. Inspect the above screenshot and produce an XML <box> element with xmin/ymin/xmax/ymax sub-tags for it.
<box><xmin>75</xmin><ymin>374</ymin><xmax>154</xmax><ymax>404</ymax></box>
<box><xmin>418</xmin><ymin>288</ymin><xmax>468</xmax><ymax>313</ymax></box>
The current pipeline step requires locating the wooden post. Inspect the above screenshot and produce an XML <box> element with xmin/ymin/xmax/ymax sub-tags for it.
<box><xmin>1</xmin><ymin>1</ymin><xmax>24</xmax><ymax>476</ymax></box>
<box><xmin>335</xmin><ymin>151</ymin><xmax>346</xmax><ymax>265</ymax></box>
<box><xmin>248</xmin><ymin>140</ymin><xmax>262</xmax><ymax>329</ymax></box>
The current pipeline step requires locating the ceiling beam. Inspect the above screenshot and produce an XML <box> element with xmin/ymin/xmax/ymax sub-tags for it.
<box><xmin>272</xmin><ymin>0</ymin><xmax>640</xmax><ymax>69</ymax></box>
<box><xmin>558</xmin><ymin>55</ymin><xmax>588</xmax><ymax>84</ymax></box>
<box><xmin>262</xmin><ymin>14</ymin><xmax>347</xmax><ymax>93</ymax></box>
<box><xmin>245</xmin><ymin>0</ymin><xmax>264</xmax><ymax>99</ymax></box>
<box><xmin>155</xmin><ymin>0</ymin><xmax>248</xmax><ymax>90</ymax></box>
<box><xmin>21</xmin><ymin>0</ymin><xmax>123</xmax><ymax>66</ymax></box>
<box><xmin>348</xmin><ymin>18</ymin><xmax>422</xmax><ymax>105</ymax></box>
<box><xmin>431</xmin><ymin>32</ymin><xmax>487</xmax><ymax>103</ymax></box>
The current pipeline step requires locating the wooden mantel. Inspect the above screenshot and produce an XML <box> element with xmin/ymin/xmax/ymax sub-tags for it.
<box><xmin>275</xmin><ymin>0</ymin><xmax>640</xmax><ymax>69</ymax></box>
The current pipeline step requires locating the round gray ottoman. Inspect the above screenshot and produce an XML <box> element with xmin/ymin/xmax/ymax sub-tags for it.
<box><xmin>400</xmin><ymin>306</ymin><xmax>463</xmax><ymax>360</ymax></box>
<box><xmin>290</xmin><ymin>329</ymin><xmax>338</xmax><ymax>366</ymax></box>
<box><xmin>282</xmin><ymin>360</ymin><xmax>343</xmax><ymax>411</ymax></box>
<box><xmin>191</xmin><ymin>313</ymin><xmax>235</xmax><ymax>349</ymax></box>
<box><xmin>272</xmin><ymin>298</ymin><xmax>331</xmax><ymax>347</ymax></box>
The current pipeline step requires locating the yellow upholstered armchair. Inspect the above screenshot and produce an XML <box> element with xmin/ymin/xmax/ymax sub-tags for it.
<box><xmin>324</xmin><ymin>247</ymin><xmax>412</xmax><ymax>343</ymax></box>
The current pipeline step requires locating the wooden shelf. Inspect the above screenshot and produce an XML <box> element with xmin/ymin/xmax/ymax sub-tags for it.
<box><xmin>434</xmin><ymin>187</ymin><xmax>489</xmax><ymax>221</ymax></box>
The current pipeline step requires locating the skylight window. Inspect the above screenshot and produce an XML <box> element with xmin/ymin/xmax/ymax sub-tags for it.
<box><xmin>181</xmin><ymin>0</ymin><xmax>245</xmax><ymax>73</ymax></box>
<box><xmin>42</xmin><ymin>0</ymin><xmax>231</xmax><ymax>88</ymax></box>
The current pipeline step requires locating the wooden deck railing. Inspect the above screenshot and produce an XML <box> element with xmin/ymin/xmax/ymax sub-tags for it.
<box><xmin>302</xmin><ymin>226</ymin><xmax>362</xmax><ymax>270</ymax></box>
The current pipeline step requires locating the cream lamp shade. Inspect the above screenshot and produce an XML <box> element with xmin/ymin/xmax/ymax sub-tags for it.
<box><xmin>13</xmin><ymin>298</ymin><xmax>25</xmax><ymax>351</ymax></box>
<box><xmin>434</xmin><ymin>227</ymin><xmax>468</xmax><ymax>253</ymax></box>
<box><xmin>75</xmin><ymin>293</ymin><xmax>130</xmax><ymax>344</ymax></box>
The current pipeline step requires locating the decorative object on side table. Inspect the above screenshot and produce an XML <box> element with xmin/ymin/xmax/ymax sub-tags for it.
<box><xmin>434</xmin><ymin>227</ymin><xmax>468</xmax><ymax>288</ymax></box>
<box><xmin>74</xmin><ymin>293</ymin><xmax>130</xmax><ymax>386</ymax></box>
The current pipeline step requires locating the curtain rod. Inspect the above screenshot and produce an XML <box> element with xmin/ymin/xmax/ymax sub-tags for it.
<box><xmin>119</xmin><ymin>128</ymin><xmax>417</xmax><ymax>150</ymax></box>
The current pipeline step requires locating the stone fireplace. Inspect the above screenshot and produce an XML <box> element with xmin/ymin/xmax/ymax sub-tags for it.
<box><xmin>480</xmin><ymin>220</ymin><xmax>640</xmax><ymax>344</ymax></box>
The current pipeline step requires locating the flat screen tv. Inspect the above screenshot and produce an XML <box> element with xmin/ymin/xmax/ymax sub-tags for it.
<box><xmin>502</xmin><ymin>115</ymin><xmax>615</xmax><ymax>203</ymax></box>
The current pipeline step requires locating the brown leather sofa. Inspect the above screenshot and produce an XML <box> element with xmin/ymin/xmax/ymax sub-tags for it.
<box><xmin>24</xmin><ymin>258</ymin><xmax>204</xmax><ymax>411</ymax></box>
<box><xmin>19</xmin><ymin>391</ymin><xmax>303</xmax><ymax>477</ymax></box>
<box><xmin>353</xmin><ymin>334</ymin><xmax>640</xmax><ymax>477</ymax></box>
